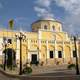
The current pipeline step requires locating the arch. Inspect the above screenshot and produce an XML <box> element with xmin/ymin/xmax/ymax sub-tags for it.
<box><xmin>49</xmin><ymin>45</ymin><xmax>55</xmax><ymax>51</ymax></box>
<box><xmin>41</xmin><ymin>45</ymin><xmax>47</xmax><ymax>50</ymax></box>
<box><xmin>31</xmin><ymin>44</ymin><xmax>38</xmax><ymax>50</ymax></box>
<box><xmin>52</xmin><ymin>25</ymin><xmax>55</xmax><ymax>31</ymax></box>
<box><xmin>3</xmin><ymin>48</ymin><xmax>16</xmax><ymax>67</ymax></box>
<box><xmin>44</xmin><ymin>25</ymin><xmax>47</xmax><ymax>29</ymax></box>
<box><xmin>41</xmin><ymin>45</ymin><xmax>47</xmax><ymax>60</ymax></box>
<box><xmin>57</xmin><ymin>46</ymin><xmax>63</xmax><ymax>58</ymax></box>
<box><xmin>57</xmin><ymin>46</ymin><xmax>63</xmax><ymax>51</ymax></box>
<box><xmin>65</xmin><ymin>46</ymin><xmax>71</xmax><ymax>62</ymax></box>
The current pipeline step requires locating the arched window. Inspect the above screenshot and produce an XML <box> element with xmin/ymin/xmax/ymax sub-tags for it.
<box><xmin>44</xmin><ymin>25</ymin><xmax>47</xmax><ymax>29</ymax></box>
<box><xmin>52</xmin><ymin>25</ymin><xmax>55</xmax><ymax>31</ymax></box>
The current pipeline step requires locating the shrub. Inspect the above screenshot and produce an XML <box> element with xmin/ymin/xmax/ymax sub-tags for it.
<box><xmin>23</xmin><ymin>67</ymin><xmax>32</xmax><ymax>74</ymax></box>
<box><xmin>67</xmin><ymin>64</ymin><xmax>76</xmax><ymax>70</ymax></box>
<box><xmin>40</xmin><ymin>61</ymin><xmax>44</xmax><ymax>66</ymax></box>
<box><xmin>56</xmin><ymin>61</ymin><xmax>60</xmax><ymax>65</ymax></box>
<box><xmin>35</xmin><ymin>61</ymin><xmax>39</xmax><ymax>66</ymax></box>
<box><xmin>0</xmin><ymin>64</ymin><xmax>3</xmax><ymax>68</ymax></box>
<box><xmin>68</xmin><ymin>60</ymin><xmax>72</xmax><ymax>64</ymax></box>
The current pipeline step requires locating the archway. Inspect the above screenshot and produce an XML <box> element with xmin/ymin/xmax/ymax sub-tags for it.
<box><xmin>3</xmin><ymin>48</ymin><xmax>16</xmax><ymax>67</ymax></box>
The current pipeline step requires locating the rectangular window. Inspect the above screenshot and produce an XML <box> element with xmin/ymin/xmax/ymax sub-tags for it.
<box><xmin>58</xmin><ymin>51</ymin><xmax>62</xmax><ymax>58</ymax></box>
<box><xmin>50</xmin><ymin>51</ymin><xmax>53</xmax><ymax>58</ymax></box>
<box><xmin>73</xmin><ymin>50</ymin><xmax>76</xmax><ymax>57</ymax></box>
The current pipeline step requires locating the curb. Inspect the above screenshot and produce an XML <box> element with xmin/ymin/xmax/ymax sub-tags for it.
<box><xmin>0</xmin><ymin>69</ymin><xmax>23</xmax><ymax>78</ymax></box>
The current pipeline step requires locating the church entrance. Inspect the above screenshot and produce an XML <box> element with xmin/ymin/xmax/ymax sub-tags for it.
<box><xmin>3</xmin><ymin>48</ymin><xmax>16</xmax><ymax>68</ymax></box>
<box><xmin>31</xmin><ymin>54</ymin><xmax>37</xmax><ymax>64</ymax></box>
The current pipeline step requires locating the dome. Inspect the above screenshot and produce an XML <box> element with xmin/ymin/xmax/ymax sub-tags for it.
<box><xmin>39</xmin><ymin>17</ymin><xmax>55</xmax><ymax>21</ymax></box>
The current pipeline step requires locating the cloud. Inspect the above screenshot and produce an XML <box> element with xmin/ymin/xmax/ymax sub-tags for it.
<box><xmin>34</xmin><ymin>0</ymin><xmax>80</xmax><ymax>34</ymax></box>
<box><xmin>34</xmin><ymin>6</ymin><xmax>53</xmax><ymax>18</ymax></box>
<box><xmin>34</xmin><ymin>0</ymin><xmax>54</xmax><ymax>19</ymax></box>
<box><xmin>55</xmin><ymin>0</ymin><xmax>80</xmax><ymax>15</ymax></box>
<box><xmin>54</xmin><ymin>0</ymin><xmax>80</xmax><ymax>34</ymax></box>
<box><xmin>35</xmin><ymin>0</ymin><xmax>52</xmax><ymax>8</ymax></box>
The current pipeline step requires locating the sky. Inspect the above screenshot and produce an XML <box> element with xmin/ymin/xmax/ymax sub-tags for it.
<box><xmin>0</xmin><ymin>0</ymin><xmax>80</xmax><ymax>35</ymax></box>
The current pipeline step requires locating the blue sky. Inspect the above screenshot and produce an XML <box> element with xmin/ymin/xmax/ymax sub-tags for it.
<box><xmin>0</xmin><ymin>0</ymin><xmax>80</xmax><ymax>34</ymax></box>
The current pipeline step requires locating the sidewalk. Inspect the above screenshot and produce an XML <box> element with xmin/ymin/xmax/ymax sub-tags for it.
<box><xmin>0</xmin><ymin>64</ymin><xmax>80</xmax><ymax>76</ymax></box>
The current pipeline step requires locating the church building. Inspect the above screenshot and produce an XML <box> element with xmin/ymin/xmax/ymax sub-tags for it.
<box><xmin>0</xmin><ymin>18</ymin><xmax>80</xmax><ymax>66</ymax></box>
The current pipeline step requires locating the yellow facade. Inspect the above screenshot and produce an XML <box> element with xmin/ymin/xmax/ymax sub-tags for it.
<box><xmin>0</xmin><ymin>18</ymin><xmax>80</xmax><ymax>66</ymax></box>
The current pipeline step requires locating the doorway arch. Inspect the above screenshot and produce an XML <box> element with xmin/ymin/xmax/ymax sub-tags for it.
<box><xmin>3</xmin><ymin>48</ymin><xmax>16</xmax><ymax>67</ymax></box>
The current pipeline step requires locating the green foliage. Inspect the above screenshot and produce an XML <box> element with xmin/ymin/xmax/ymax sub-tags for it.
<box><xmin>40</xmin><ymin>61</ymin><xmax>44</xmax><ymax>66</ymax></box>
<box><xmin>7</xmin><ymin>64</ymin><xmax>17</xmax><ymax>70</ymax></box>
<box><xmin>0</xmin><ymin>64</ymin><xmax>4</xmax><ymax>68</ymax></box>
<box><xmin>67</xmin><ymin>64</ymin><xmax>76</xmax><ymax>69</ymax></box>
<box><xmin>56</xmin><ymin>61</ymin><xmax>60</xmax><ymax>65</ymax></box>
<box><xmin>23</xmin><ymin>67</ymin><xmax>32</xmax><ymax>74</ymax></box>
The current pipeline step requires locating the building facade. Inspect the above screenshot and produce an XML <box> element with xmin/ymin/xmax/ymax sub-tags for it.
<box><xmin>0</xmin><ymin>18</ymin><xmax>80</xmax><ymax>66</ymax></box>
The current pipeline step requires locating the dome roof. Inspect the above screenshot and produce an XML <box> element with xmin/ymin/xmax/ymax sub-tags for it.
<box><xmin>39</xmin><ymin>17</ymin><xmax>55</xmax><ymax>21</ymax></box>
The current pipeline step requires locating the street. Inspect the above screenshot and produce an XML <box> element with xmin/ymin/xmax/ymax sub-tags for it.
<box><xmin>0</xmin><ymin>72</ymin><xmax>19</xmax><ymax>80</ymax></box>
<box><xmin>0</xmin><ymin>69</ymin><xmax>80</xmax><ymax>80</ymax></box>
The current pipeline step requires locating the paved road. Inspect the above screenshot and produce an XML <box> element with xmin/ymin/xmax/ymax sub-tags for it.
<box><xmin>0</xmin><ymin>71</ymin><xmax>19</xmax><ymax>80</ymax></box>
<box><xmin>0</xmin><ymin>70</ymin><xmax>80</xmax><ymax>80</ymax></box>
<box><xmin>21</xmin><ymin>76</ymin><xmax>80</xmax><ymax>80</ymax></box>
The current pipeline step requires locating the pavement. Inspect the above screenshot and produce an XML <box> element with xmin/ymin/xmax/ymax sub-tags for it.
<box><xmin>0</xmin><ymin>69</ymin><xmax>80</xmax><ymax>80</ymax></box>
<box><xmin>0</xmin><ymin>64</ymin><xmax>80</xmax><ymax>80</ymax></box>
<box><xmin>0</xmin><ymin>71</ymin><xmax>19</xmax><ymax>80</ymax></box>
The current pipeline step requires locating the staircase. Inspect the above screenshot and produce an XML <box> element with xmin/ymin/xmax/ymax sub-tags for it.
<box><xmin>31</xmin><ymin>64</ymin><xmax>68</xmax><ymax>74</ymax></box>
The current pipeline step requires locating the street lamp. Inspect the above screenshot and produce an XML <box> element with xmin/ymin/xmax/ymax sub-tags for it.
<box><xmin>73</xmin><ymin>36</ymin><xmax>79</xmax><ymax>75</ymax></box>
<box><xmin>15</xmin><ymin>32</ymin><xmax>26</xmax><ymax>75</ymax></box>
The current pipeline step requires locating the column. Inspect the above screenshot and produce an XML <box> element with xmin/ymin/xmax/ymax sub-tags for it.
<box><xmin>38</xmin><ymin>39</ymin><xmax>41</xmax><ymax>61</ymax></box>
<box><xmin>70</xmin><ymin>42</ymin><xmax>73</xmax><ymax>58</ymax></box>
<box><xmin>76</xmin><ymin>41</ymin><xmax>79</xmax><ymax>58</ymax></box>
<box><xmin>63</xmin><ymin>41</ymin><xmax>65</xmax><ymax>62</ymax></box>
<box><xmin>0</xmin><ymin>38</ymin><xmax>3</xmax><ymax>64</ymax></box>
<box><xmin>70</xmin><ymin>41</ymin><xmax>73</xmax><ymax>63</ymax></box>
<box><xmin>38</xmin><ymin>30</ymin><xmax>42</xmax><ymax>62</ymax></box>
<box><xmin>0</xmin><ymin>38</ymin><xmax>3</xmax><ymax>56</ymax></box>
<box><xmin>55</xmin><ymin>40</ymin><xmax>58</xmax><ymax>58</ymax></box>
<box><xmin>46</xmin><ymin>40</ymin><xmax>49</xmax><ymax>64</ymax></box>
<box><xmin>27</xmin><ymin>39</ymin><xmax>30</xmax><ymax>62</ymax></box>
<box><xmin>16</xmin><ymin>39</ymin><xmax>20</xmax><ymax>65</ymax></box>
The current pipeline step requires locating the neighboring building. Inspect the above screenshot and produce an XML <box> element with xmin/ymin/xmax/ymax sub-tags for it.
<box><xmin>0</xmin><ymin>18</ymin><xmax>80</xmax><ymax>66</ymax></box>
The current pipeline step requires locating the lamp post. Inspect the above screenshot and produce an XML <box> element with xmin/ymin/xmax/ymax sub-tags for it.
<box><xmin>15</xmin><ymin>32</ymin><xmax>26</xmax><ymax>75</ymax></box>
<box><xmin>73</xmin><ymin>36</ymin><xmax>79</xmax><ymax>75</ymax></box>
